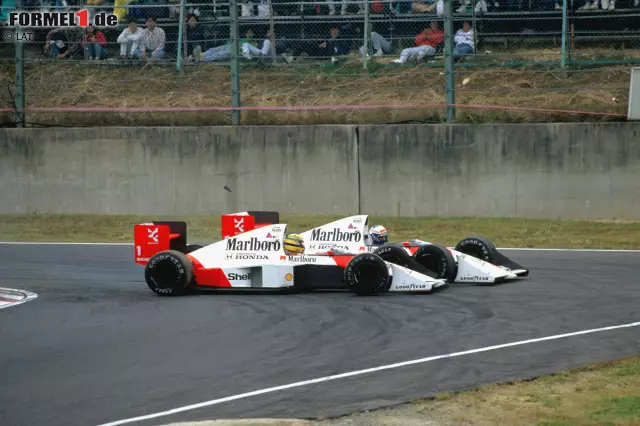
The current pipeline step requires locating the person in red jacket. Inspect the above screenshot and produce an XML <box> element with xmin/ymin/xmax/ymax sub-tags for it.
<box><xmin>392</xmin><ymin>21</ymin><xmax>444</xmax><ymax>64</ymax></box>
<box><xmin>82</xmin><ymin>25</ymin><xmax>108</xmax><ymax>60</ymax></box>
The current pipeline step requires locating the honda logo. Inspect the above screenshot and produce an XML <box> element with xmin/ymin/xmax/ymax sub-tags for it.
<box><xmin>147</xmin><ymin>227</ymin><xmax>159</xmax><ymax>244</ymax></box>
<box><xmin>234</xmin><ymin>218</ymin><xmax>244</xmax><ymax>233</ymax></box>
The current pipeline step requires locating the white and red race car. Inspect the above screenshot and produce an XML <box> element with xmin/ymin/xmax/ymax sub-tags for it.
<box><xmin>133</xmin><ymin>212</ymin><xmax>448</xmax><ymax>297</ymax></box>
<box><xmin>133</xmin><ymin>211</ymin><xmax>528</xmax><ymax>297</ymax></box>
<box><xmin>297</xmin><ymin>214</ymin><xmax>530</xmax><ymax>284</ymax></box>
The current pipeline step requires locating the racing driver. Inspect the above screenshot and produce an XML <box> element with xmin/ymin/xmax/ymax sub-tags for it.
<box><xmin>283</xmin><ymin>233</ymin><xmax>305</xmax><ymax>255</ymax></box>
<box><xmin>368</xmin><ymin>225</ymin><xmax>388</xmax><ymax>245</ymax></box>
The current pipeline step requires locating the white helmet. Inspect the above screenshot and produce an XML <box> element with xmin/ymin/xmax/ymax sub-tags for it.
<box><xmin>369</xmin><ymin>225</ymin><xmax>388</xmax><ymax>245</ymax></box>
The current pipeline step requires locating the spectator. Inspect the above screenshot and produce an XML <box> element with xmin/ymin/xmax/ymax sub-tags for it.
<box><xmin>194</xmin><ymin>30</ymin><xmax>255</xmax><ymax>62</ymax></box>
<box><xmin>457</xmin><ymin>0</ymin><xmax>493</xmax><ymax>12</ymax></box>
<box><xmin>43</xmin><ymin>27</ymin><xmax>84</xmax><ymax>59</ymax></box>
<box><xmin>453</xmin><ymin>21</ymin><xmax>474</xmax><ymax>60</ymax></box>
<box><xmin>134</xmin><ymin>16</ymin><xmax>166</xmax><ymax>62</ymax></box>
<box><xmin>186</xmin><ymin>13</ymin><xmax>206</xmax><ymax>59</ymax></box>
<box><xmin>113</xmin><ymin>0</ymin><xmax>133</xmax><ymax>20</ymax></box>
<box><xmin>359</xmin><ymin>32</ymin><xmax>393</xmax><ymax>57</ymax></box>
<box><xmin>116</xmin><ymin>18</ymin><xmax>143</xmax><ymax>59</ymax></box>
<box><xmin>81</xmin><ymin>25</ymin><xmax>108</xmax><ymax>60</ymax></box>
<box><xmin>580</xmin><ymin>0</ymin><xmax>616</xmax><ymax>9</ymax></box>
<box><xmin>242</xmin><ymin>29</ymin><xmax>277</xmax><ymax>60</ymax></box>
<box><xmin>284</xmin><ymin>26</ymin><xmax>350</xmax><ymax>63</ymax></box>
<box><xmin>411</xmin><ymin>0</ymin><xmax>443</xmax><ymax>14</ymax></box>
<box><xmin>324</xmin><ymin>0</ymin><xmax>365</xmax><ymax>15</ymax></box>
<box><xmin>168</xmin><ymin>0</ymin><xmax>181</xmax><ymax>19</ymax></box>
<box><xmin>392</xmin><ymin>21</ymin><xmax>444</xmax><ymax>64</ymax></box>
<box><xmin>324</xmin><ymin>0</ymin><xmax>365</xmax><ymax>14</ymax></box>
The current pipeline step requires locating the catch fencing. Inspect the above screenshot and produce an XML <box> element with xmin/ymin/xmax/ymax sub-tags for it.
<box><xmin>0</xmin><ymin>0</ymin><xmax>636</xmax><ymax>126</ymax></box>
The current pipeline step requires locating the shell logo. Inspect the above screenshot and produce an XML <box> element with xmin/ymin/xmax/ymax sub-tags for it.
<box><xmin>285</xmin><ymin>273</ymin><xmax>293</xmax><ymax>281</ymax></box>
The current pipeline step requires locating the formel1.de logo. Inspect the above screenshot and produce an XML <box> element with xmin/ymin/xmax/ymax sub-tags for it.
<box><xmin>8</xmin><ymin>9</ymin><xmax>118</xmax><ymax>28</ymax></box>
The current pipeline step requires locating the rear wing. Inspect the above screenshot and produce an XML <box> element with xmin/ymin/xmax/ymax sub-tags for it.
<box><xmin>134</xmin><ymin>211</ymin><xmax>280</xmax><ymax>266</ymax></box>
<box><xmin>134</xmin><ymin>221</ymin><xmax>188</xmax><ymax>266</ymax></box>
<box><xmin>220</xmin><ymin>211</ymin><xmax>280</xmax><ymax>239</ymax></box>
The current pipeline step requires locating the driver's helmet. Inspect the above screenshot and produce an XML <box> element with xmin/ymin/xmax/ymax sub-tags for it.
<box><xmin>283</xmin><ymin>233</ymin><xmax>305</xmax><ymax>255</ymax></box>
<box><xmin>369</xmin><ymin>225</ymin><xmax>388</xmax><ymax>245</ymax></box>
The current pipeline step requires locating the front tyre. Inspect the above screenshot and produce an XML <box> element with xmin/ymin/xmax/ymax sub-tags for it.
<box><xmin>344</xmin><ymin>253</ymin><xmax>390</xmax><ymax>296</ymax></box>
<box><xmin>413</xmin><ymin>244</ymin><xmax>458</xmax><ymax>283</ymax></box>
<box><xmin>145</xmin><ymin>250</ymin><xmax>193</xmax><ymax>296</ymax></box>
<box><xmin>454</xmin><ymin>237</ymin><xmax>497</xmax><ymax>263</ymax></box>
<box><xmin>374</xmin><ymin>244</ymin><xmax>413</xmax><ymax>268</ymax></box>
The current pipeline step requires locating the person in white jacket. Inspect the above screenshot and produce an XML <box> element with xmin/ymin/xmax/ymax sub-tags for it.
<box><xmin>453</xmin><ymin>21</ymin><xmax>474</xmax><ymax>60</ymax></box>
<box><xmin>116</xmin><ymin>19</ymin><xmax>143</xmax><ymax>59</ymax></box>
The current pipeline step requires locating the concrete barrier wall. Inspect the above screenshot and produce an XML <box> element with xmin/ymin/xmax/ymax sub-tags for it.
<box><xmin>0</xmin><ymin>126</ymin><xmax>359</xmax><ymax>215</ymax></box>
<box><xmin>1</xmin><ymin>123</ymin><xmax>639</xmax><ymax>219</ymax></box>
<box><xmin>358</xmin><ymin>123</ymin><xmax>640</xmax><ymax>219</ymax></box>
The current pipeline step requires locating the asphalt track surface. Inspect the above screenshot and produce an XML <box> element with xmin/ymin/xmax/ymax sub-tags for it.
<box><xmin>1</xmin><ymin>244</ymin><xmax>639</xmax><ymax>426</ymax></box>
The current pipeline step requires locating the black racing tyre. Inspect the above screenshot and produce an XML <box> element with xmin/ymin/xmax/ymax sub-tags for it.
<box><xmin>144</xmin><ymin>250</ymin><xmax>193</xmax><ymax>296</ymax></box>
<box><xmin>454</xmin><ymin>237</ymin><xmax>497</xmax><ymax>263</ymax></box>
<box><xmin>413</xmin><ymin>244</ymin><xmax>458</xmax><ymax>283</ymax></box>
<box><xmin>344</xmin><ymin>253</ymin><xmax>390</xmax><ymax>296</ymax></box>
<box><xmin>185</xmin><ymin>244</ymin><xmax>203</xmax><ymax>254</ymax></box>
<box><xmin>374</xmin><ymin>244</ymin><xmax>413</xmax><ymax>268</ymax></box>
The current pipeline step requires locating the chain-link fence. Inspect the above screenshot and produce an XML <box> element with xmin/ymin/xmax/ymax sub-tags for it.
<box><xmin>0</xmin><ymin>0</ymin><xmax>635</xmax><ymax>126</ymax></box>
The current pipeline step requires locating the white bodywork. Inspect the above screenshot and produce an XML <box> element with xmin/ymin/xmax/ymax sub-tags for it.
<box><xmin>300</xmin><ymin>215</ymin><xmax>524</xmax><ymax>284</ymax></box>
<box><xmin>187</xmin><ymin>222</ymin><xmax>447</xmax><ymax>292</ymax></box>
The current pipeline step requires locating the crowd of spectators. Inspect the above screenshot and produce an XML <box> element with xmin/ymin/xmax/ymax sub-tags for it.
<box><xmin>27</xmin><ymin>0</ymin><xmax>639</xmax><ymax>65</ymax></box>
<box><xmin>12</xmin><ymin>0</ymin><xmax>640</xmax><ymax>18</ymax></box>
<box><xmin>42</xmin><ymin>14</ymin><xmax>477</xmax><ymax>64</ymax></box>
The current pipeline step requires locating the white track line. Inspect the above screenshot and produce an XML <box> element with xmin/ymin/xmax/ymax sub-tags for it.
<box><xmin>98</xmin><ymin>320</ymin><xmax>640</xmax><ymax>426</ymax></box>
<box><xmin>0</xmin><ymin>287</ymin><xmax>38</xmax><ymax>310</ymax></box>
<box><xmin>0</xmin><ymin>242</ymin><xmax>638</xmax><ymax>252</ymax></box>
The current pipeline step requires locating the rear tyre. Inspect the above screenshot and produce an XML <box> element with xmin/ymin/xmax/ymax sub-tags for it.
<box><xmin>413</xmin><ymin>244</ymin><xmax>457</xmax><ymax>283</ymax></box>
<box><xmin>454</xmin><ymin>237</ymin><xmax>497</xmax><ymax>263</ymax></box>
<box><xmin>344</xmin><ymin>253</ymin><xmax>389</xmax><ymax>296</ymax></box>
<box><xmin>145</xmin><ymin>250</ymin><xmax>193</xmax><ymax>296</ymax></box>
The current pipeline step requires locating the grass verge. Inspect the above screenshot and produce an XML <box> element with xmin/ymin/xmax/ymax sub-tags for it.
<box><xmin>319</xmin><ymin>355</ymin><xmax>640</xmax><ymax>426</ymax></box>
<box><xmin>159</xmin><ymin>357</ymin><xmax>640</xmax><ymax>425</ymax></box>
<box><xmin>0</xmin><ymin>51</ymin><xmax>632</xmax><ymax>126</ymax></box>
<box><xmin>1</xmin><ymin>214</ymin><xmax>639</xmax><ymax>248</ymax></box>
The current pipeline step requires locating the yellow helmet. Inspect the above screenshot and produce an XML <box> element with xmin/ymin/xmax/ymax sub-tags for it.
<box><xmin>283</xmin><ymin>233</ymin><xmax>305</xmax><ymax>255</ymax></box>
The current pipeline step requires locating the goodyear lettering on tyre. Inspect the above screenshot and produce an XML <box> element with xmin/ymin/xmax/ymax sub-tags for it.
<box><xmin>460</xmin><ymin>238</ymin><xmax>490</xmax><ymax>260</ymax></box>
<box><xmin>310</xmin><ymin>228</ymin><xmax>361</xmax><ymax>242</ymax></box>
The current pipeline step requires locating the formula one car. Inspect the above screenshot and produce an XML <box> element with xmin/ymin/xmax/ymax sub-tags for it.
<box><xmin>297</xmin><ymin>214</ymin><xmax>530</xmax><ymax>284</ymax></box>
<box><xmin>133</xmin><ymin>212</ymin><xmax>448</xmax><ymax>297</ymax></box>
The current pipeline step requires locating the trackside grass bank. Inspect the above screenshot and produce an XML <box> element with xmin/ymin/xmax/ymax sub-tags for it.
<box><xmin>319</xmin><ymin>356</ymin><xmax>640</xmax><ymax>426</ymax></box>
<box><xmin>158</xmin><ymin>356</ymin><xmax>640</xmax><ymax>426</ymax></box>
<box><xmin>1</xmin><ymin>214</ymin><xmax>639</xmax><ymax>249</ymax></box>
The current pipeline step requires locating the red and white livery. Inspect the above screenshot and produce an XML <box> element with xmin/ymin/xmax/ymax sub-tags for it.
<box><xmin>133</xmin><ymin>212</ymin><xmax>448</xmax><ymax>297</ymax></box>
